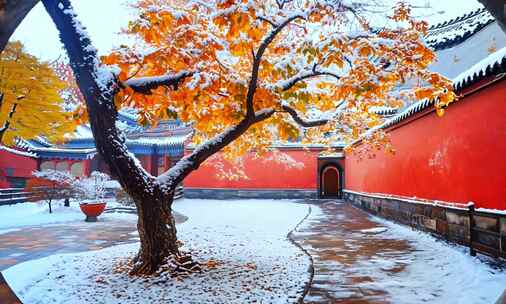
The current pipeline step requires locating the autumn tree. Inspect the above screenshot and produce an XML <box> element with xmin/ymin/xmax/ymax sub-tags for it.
<box><xmin>40</xmin><ymin>0</ymin><xmax>455</xmax><ymax>275</ymax></box>
<box><xmin>0</xmin><ymin>41</ymin><xmax>75</xmax><ymax>145</ymax></box>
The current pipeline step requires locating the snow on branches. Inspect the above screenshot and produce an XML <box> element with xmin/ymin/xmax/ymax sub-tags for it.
<box><xmin>101</xmin><ymin>0</ymin><xmax>455</xmax><ymax>163</ymax></box>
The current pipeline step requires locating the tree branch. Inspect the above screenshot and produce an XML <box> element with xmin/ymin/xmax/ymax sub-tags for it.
<box><xmin>157</xmin><ymin>108</ymin><xmax>275</xmax><ymax>187</ymax></box>
<box><xmin>257</xmin><ymin>15</ymin><xmax>278</xmax><ymax>27</ymax></box>
<box><xmin>42</xmin><ymin>0</ymin><xmax>156</xmax><ymax>196</ymax></box>
<box><xmin>280</xmin><ymin>68</ymin><xmax>341</xmax><ymax>91</ymax></box>
<box><xmin>276</xmin><ymin>0</ymin><xmax>293</xmax><ymax>9</ymax></box>
<box><xmin>123</xmin><ymin>71</ymin><xmax>193</xmax><ymax>94</ymax></box>
<box><xmin>0</xmin><ymin>0</ymin><xmax>40</xmax><ymax>53</ymax></box>
<box><xmin>0</xmin><ymin>102</ymin><xmax>18</xmax><ymax>143</ymax></box>
<box><xmin>245</xmin><ymin>14</ymin><xmax>304</xmax><ymax>118</ymax></box>
<box><xmin>281</xmin><ymin>104</ymin><xmax>329</xmax><ymax>128</ymax></box>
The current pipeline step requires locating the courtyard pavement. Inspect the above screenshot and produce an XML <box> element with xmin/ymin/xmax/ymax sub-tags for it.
<box><xmin>1</xmin><ymin>200</ymin><xmax>504</xmax><ymax>303</ymax></box>
<box><xmin>291</xmin><ymin>200</ymin><xmax>412</xmax><ymax>303</ymax></box>
<box><xmin>291</xmin><ymin>200</ymin><xmax>506</xmax><ymax>304</ymax></box>
<box><xmin>0</xmin><ymin>211</ymin><xmax>187</xmax><ymax>271</ymax></box>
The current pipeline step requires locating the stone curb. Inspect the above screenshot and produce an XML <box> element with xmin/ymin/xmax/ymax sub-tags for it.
<box><xmin>287</xmin><ymin>204</ymin><xmax>315</xmax><ymax>304</ymax></box>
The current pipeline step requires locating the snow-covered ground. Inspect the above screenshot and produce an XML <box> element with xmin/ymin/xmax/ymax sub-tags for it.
<box><xmin>0</xmin><ymin>199</ymin><xmax>132</xmax><ymax>234</ymax></box>
<box><xmin>373</xmin><ymin>215</ymin><xmax>506</xmax><ymax>304</ymax></box>
<box><xmin>3</xmin><ymin>199</ymin><xmax>311</xmax><ymax>304</ymax></box>
<box><xmin>297</xmin><ymin>202</ymin><xmax>506</xmax><ymax>304</ymax></box>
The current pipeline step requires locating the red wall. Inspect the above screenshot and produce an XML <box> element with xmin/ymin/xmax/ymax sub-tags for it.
<box><xmin>345</xmin><ymin>80</ymin><xmax>506</xmax><ymax>210</ymax></box>
<box><xmin>0</xmin><ymin>149</ymin><xmax>38</xmax><ymax>188</ymax></box>
<box><xmin>184</xmin><ymin>149</ymin><xmax>320</xmax><ymax>189</ymax></box>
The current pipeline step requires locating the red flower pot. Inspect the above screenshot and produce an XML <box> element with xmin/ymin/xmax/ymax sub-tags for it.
<box><xmin>79</xmin><ymin>202</ymin><xmax>107</xmax><ymax>222</ymax></box>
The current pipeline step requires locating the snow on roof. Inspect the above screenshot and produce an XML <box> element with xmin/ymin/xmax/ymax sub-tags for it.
<box><xmin>425</xmin><ymin>8</ymin><xmax>495</xmax><ymax>51</ymax></box>
<box><xmin>0</xmin><ymin>145</ymin><xmax>37</xmax><ymax>158</ymax></box>
<box><xmin>32</xmin><ymin>147</ymin><xmax>98</xmax><ymax>159</ymax></box>
<box><xmin>355</xmin><ymin>10</ymin><xmax>505</xmax><ymax>140</ymax></box>
<box><xmin>126</xmin><ymin>134</ymin><xmax>189</xmax><ymax>147</ymax></box>
<box><xmin>352</xmin><ymin>43</ymin><xmax>506</xmax><ymax>147</ymax></box>
<box><xmin>453</xmin><ymin>46</ymin><xmax>506</xmax><ymax>90</ymax></box>
<box><xmin>365</xmin><ymin>46</ymin><xmax>506</xmax><ymax>136</ymax></box>
<box><xmin>429</xmin><ymin>19</ymin><xmax>506</xmax><ymax>79</ymax></box>
<box><xmin>69</xmin><ymin>125</ymin><xmax>94</xmax><ymax>139</ymax></box>
<box><xmin>369</xmin><ymin>106</ymin><xmax>399</xmax><ymax>116</ymax></box>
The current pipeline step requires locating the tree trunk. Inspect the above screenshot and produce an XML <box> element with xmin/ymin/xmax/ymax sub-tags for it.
<box><xmin>42</xmin><ymin>0</ymin><xmax>200</xmax><ymax>275</ymax></box>
<box><xmin>0</xmin><ymin>0</ymin><xmax>40</xmax><ymax>53</ymax></box>
<box><xmin>130</xmin><ymin>187</ymin><xmax>180</xmax><ymax>275</ymax></box>
<box><xmin>48</xmin><ymin>199</ymin><xmax>52</xmax><ymax>214</ymax></box>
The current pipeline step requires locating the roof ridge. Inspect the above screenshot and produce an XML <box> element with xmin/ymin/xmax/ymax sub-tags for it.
<box><xmin>428</xmin><ymin>7</ymin><xmax>487</xmax><ymax>31</ymax></box>
<box><xmin>383</xmin><ymin>49</ymin><xmax>505</xmax><ymax>132</ymax></box>
<box><xmin>425</xmin><ymin>7</ymin><xmax>495</xmax><ymax>51</ymax></box>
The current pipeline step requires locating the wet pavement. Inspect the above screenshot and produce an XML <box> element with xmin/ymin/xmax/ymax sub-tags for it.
<box><xmin>291</xmin><ymin>200</ymin><xmax>506</xmax><ymax>304</ymax></box>
<box><xmin>0</xmin><ymin>211</ymin><xmax>187</xmax><ymax>271</ymax></box>
<box><xmin>292</xmin><ymin>200</ymin><xmax>411</xmax><ymax>303</ymax></box>
<box><xmin>0</xmin><ymin>219</ymin><xmax>138</xmax><ymax>271</ymax></box>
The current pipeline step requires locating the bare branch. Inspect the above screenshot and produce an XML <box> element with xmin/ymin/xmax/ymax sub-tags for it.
<box><xmin>245</xmin><ymin>14</ymin><xmax>304</xmax><ymax>118</ymax></box>
<box><xmin>276</xmin><ymin>0</ymin><xmax>294</xmax><ymax>9</ymax></box>
<box><xmin>281</xmin><ymin>104</ymin><xmax>329</xmax><ymax>128</ymax></box>
<box><xmin>123</xmin><ymin>71</ymin><xmax>193</xmax><ymax>94</ymax></box>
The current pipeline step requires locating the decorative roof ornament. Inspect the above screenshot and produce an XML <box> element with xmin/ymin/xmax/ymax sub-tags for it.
<box><xmin>425</xmin><ymin>8</ymin><xmax>495</xmax><ymax>50</ymax></box>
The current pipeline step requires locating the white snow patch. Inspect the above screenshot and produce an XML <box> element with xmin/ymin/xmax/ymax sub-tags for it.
<box><xmin>371</xmin><ymin>215</ymin><xmax>506</xmax><ymax>303</ymax></box>
<box><xmin>0</xmin><ymin>199</ymin><xmax>135</xmax><ymax>230</ymax></box>
<box><xmin>453</xmin><ymin>46</ymin><xmax>506</xmax><ymax>88</ymax></box>
<box><xmin>360</xmin><ymin>227</ymin><xmax>388</xmax><ymax>234</ymax></box>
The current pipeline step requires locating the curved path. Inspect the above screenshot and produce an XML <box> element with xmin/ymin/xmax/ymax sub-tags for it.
<box><xmin>291</xmin><ymin>200</ymin><xmax>506</xmax><ymax>304</ymax></box>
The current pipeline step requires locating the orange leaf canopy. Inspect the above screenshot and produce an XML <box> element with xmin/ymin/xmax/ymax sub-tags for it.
<box><xmin>102</xmin><ymin>0</ymin><xmax>455</xmax><ymax>162</ymax></box>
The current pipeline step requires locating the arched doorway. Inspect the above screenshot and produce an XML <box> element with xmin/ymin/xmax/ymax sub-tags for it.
<box><xmin>321</xmin><ymin>166</ymin><xmax>340</xmax><ymax>197</ymax></box>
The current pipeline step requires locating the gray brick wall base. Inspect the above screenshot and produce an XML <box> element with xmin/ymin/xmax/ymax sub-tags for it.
<box><xmin>184</xmin><ymin>188</ymin><xmax>316</xmax><ymax>200</ymax></box>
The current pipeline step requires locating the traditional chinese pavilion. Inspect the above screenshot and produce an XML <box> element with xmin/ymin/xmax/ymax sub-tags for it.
<box><xmin>0</xmin><ymin>111</ymin><xmax>191</xmax><ymax>188</ymax></box>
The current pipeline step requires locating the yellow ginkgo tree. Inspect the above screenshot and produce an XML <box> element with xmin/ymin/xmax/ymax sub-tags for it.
<box><xmin>41</xmin><ymin>0</ymin><xmax>455</xmax><ymax>275</ymax></box>
<box><xmin>0</xmin><ymin>41</ymin><xmax>75</xmax><ymax>146</ymax></box>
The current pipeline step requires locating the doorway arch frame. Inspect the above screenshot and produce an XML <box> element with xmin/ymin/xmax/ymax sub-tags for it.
<box><xmin>318</xmin><ymin>162</ymin><xmax>344</xmax><ymax>199</ymax></box>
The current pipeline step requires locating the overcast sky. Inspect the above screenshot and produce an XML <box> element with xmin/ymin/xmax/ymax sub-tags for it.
<box><xmin>11</xmin><ymin>0</ymin><xmax>483</xmax><ymax>61</ymax></box>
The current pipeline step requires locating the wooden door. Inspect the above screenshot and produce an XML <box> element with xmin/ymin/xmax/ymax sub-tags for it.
<box><xmin>322</xmin><ymin>167</ymin><xmax>339</xmax><ymax>197</ymax></box>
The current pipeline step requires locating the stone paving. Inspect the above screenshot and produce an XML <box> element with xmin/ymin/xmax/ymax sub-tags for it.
<box><xmin>291</xmin><ymin>200</ymin><xmax>408</xmax><ymax>303</ymax></box>
<box><xmin>0</xmin><ymin>211</ymin><xmax>187</xmax><ymax>271</ymax></box>
<box><xmin>291</xmin><ymin>200</ymin><xmax>444</xmax><ymax>304</ymax></box>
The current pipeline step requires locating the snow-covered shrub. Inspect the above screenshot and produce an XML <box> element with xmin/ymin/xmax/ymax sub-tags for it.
<box><xmin>78</xmin><ymin>171</ymin><xmax>110</xmax><ymax>201</ymax></box>
<box><xmin>31</xmin><ymin>170</ymin><xmax>111</xmax><ymax>202</ymax></box>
